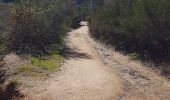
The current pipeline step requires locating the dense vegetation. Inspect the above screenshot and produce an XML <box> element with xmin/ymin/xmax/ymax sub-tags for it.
<box><xmin>89</xmin><ymin>0</ymin><xmax>170</xmax><ymax>63</ymax></box>
<box><xmin>0</xmin><ymin>3</ymin><xmax>11</xmax><ymax>55</ymax></box>
<box><xmin>0</xmin><ymin>0</ymin><xmax>78</xmax><ymax>56</ymax></box>
<box><xmin>0</xmin><ymin>0</ymin><xmax>92</xmax><ymax>56</ymax></box>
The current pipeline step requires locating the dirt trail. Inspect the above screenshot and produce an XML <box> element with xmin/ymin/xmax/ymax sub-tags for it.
<box><xmin>24</xmin><ymin>23</ymin><xmax>123</xmax><ymax>100</ymax></box>
<box><xmin>24</xmin><ymin>22</ymin><xmax>170</xmax><ymax>100</ymax></box>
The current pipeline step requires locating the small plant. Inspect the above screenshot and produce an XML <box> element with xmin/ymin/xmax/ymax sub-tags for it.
<box><xmin>129</xmin><ymin>53</ymin><xmax>140</xmax><ymax>60</ymax></box>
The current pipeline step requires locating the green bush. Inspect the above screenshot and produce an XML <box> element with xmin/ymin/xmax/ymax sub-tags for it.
<box><xmin>7</xmin><ymin>0</ymin><xmax>74</xmax><ymax>55</ymax></box>
<box><xmin>8</xmin><ymin>6</ymin><xmax>42</xmax><ymax>53</ymax></box>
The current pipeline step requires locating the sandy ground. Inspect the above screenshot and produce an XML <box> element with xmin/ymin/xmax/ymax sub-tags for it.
<box><xmin>23</xmin><ymin>22</ymin><xmax>170</xmax><ymax>100</ymax></box>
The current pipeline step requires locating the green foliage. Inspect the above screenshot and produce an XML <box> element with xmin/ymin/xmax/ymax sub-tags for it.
<box><xmin>31</xmin><ymin>57</ymin><xmax>58</xmax><ymax>71</ymax></box>
<box><xmin>17</xmin><ymin>54</ymin><xmax>63</xmax><ymax>77</ymax></box>
<box><xmin>31</xmin><ymin>53</ymin><xmax>63</xmax><ymax>71</ymax></box>
<box><xmin>0</xmin><ymin>32</ymin><xmax>5</xmax><ymax>54</ymax></box>
<box><xmin>8</xmin><ymin>6</ymin><xmax>42</xmax><ymax>53</ymax></box>
<box><xmin>0</xmin><ymin>44</ymin><xmax>6</xmax><ymax>54</ymax></box>
<box><xmin>16</xmin><ymin>65</ymin><xmax>45</xmax><ymax>77</ymax></box>
<box><xmin>51</xmin><ymin>54</ymin><xmax>64</xmax><ymax>62</ymax></box>
<box><xmin>0</xmin><ymin>0</ymin><xmax>90</xmax><ymax>55</ymax></box>
<box><xmin>0</xmin><ymin>5</ymin><xmax>11</xmax><ymax>54</ymax></box>
<box><xmin>89</xmin><ymin>0</ymin><xmax>170</xmax><ymax>62</ymax></box>
<box><xmin>4</xmin><ymin>0</ymin><xmax>77</xmax><ymax>55</ymax></box>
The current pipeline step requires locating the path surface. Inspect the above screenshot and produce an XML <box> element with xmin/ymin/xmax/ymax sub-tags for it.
<box><xmin>24</xmin><ymin>23</ymin><xmax>123</xmax><ymax>100</ymax></box>
<box><xmin>24</xmin><ymin>22</ymin><xmax>170</xmax><ymax>100</ymax></box>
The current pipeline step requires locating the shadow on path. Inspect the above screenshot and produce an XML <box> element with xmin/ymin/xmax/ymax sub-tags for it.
<box><xmin>62</xmin><ymin>47</ymin><xmax>92</xmax><ymax>60</ymax></box>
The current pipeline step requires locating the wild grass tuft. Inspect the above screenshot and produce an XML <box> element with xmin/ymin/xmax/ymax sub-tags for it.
<box><xmin>129</xmin><ymin>53</ymin><xmax>140</xmax><ymax>60</ymax></box>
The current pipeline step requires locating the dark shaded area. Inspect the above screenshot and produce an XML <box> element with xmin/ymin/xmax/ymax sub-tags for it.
<box><xmin>0</xmin><ymin>82</ymin><xmax>23</xmax><ymax>100</ymax></box>
<box><xmin>71</xmin><ymin>17</ymin><xmax>82</xmax><ymax>29</ymax></box>
<box><xmin>0</xmin><ymin>75</ymin><xmax>23</xmax><ymax>100</ymax></box>
<box><xmin>76</xmin><ymin>0</ymin><xmax>85</xmax><ymax>5</ymax></box>
<box><xmin>62</xmin><ymin>47</ymin><xmax>92</xmax><ymax>60</ymax></box>
<box><xmin>0</xmin><ymin>59</ymin><xmax>23</xmax><ymax>100</ymax></box>
<box><xmin>0</xmin><ymin>69</ymin><xmax>6</xmax><ymax>85</ymax></box>
<box><xmin>1</xmin><ymin>0</ymin><xmax>14</xmax><ymax>3</ymax></box>
<box><xmin>0</xmin><ymin>56</ymin><xmax>6</xmax><ymax>85</ymax></box>
<box><xmin>162</xmin><ymin>71</ymin><xmax>170</xmax><ymax>79</ymax></box>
